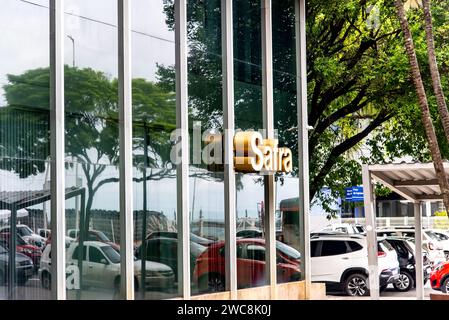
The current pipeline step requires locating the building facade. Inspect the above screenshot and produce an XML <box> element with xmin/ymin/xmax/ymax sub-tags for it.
<box><xmin>0</xmin><ymin>0</ymin><xmax>312</xmax><ymax>300</ymax></box>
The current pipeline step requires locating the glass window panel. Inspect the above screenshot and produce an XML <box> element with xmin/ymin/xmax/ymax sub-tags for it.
<box><xmin>0</xmin><ymin>0</ymin><xmax>51</xmax><ymax>300</ymax></box>
<box><xmin>64</xmin><ymin>0</ymin><xmax>121</xmax><ymax>300</ymax></box>
<box><xmin>131</xmin><ymin>0</ymin><xmax>178</xmax><ymax>300</ymax></box>
<box><xmin>186</xmin><ymin>0</ymin><xmax>225</xmax><ymax>296</ymax></box>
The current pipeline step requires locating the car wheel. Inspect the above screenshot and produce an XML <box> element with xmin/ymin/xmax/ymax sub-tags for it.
<box><xmin>41</xmin><ymin>272</ymin><xmax>51</xmax><ymax>290</ymax></box>
<box><xmin>441</xmin><ymin>278</ymin><xmax>449</xmax><ymax>294</ymax></box>
<box><xmin>198</xmin><ymin>273</ymin><xmax>225</xmax><ymax>293</ymax></box>
<box><xmin>393</xmin><ymin>271</ymin><xmax>414</xmax><ymax>292</ymax></box>
<box><xmin>344</xmin><ymin>273</ymin><xmax>369</xmax><ymax>297</ymax></box>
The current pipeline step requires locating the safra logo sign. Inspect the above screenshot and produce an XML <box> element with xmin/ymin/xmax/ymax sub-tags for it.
<box><xmin>233</xmin><ymin>131</ymin><xmax>293</xmax><ymax>173</ymax></box>
<box><xmin>170</xmin><ymin>125</ymin><xmax>293</xmax><ymax>174</ymax></box>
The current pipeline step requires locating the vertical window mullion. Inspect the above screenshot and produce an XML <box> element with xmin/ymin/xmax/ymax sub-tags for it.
<box><xmin>118</xmin><ymin>0</ymin><xmax>134</xmax><ymax>300</ymax></box>
<box><xmin>222</xmin><ymin>0</ymin><xmax>237</xmax><ymax>300</ymax></box>
<box><xmin>50</xmin><ymin>0</ymin><xmax>66</xmax><ymax>301</ymax></box>
<box><xmin>295</xmin><ymin>0</ymin><xmax>311</xmax><ymax>298</ymax></box>
<box><xmin>261</xmin><ymin>0</ymin><xmax>276</xmax><ymax>299</ymax></box>
<box><xmin>175</xmin><ymin>0</ymin><xmax>191</xmax><ymax>300</ymax></box>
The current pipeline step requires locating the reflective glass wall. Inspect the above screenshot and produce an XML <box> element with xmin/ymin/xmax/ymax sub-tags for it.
<box><xmin>0</xmin><ymin>0</ymin><xmax>305</xmax><ymax>300</ymax></box>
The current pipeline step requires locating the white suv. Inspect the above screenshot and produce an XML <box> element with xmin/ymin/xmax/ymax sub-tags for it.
<box><xmin>311</xmin><ymin>234</ymin><xmax>400</xmax><ymax>296</ymax></box>
<box><xmin>318</xmin><ymin>223</ymin><xmax>360</xmax><ymax>235</ymax></box>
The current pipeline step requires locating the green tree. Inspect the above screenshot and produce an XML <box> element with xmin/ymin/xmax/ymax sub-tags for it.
<box><xmin>0</xmin><ymin>66</ymin><xmax>177</xmax><ymax>216</ymax></box>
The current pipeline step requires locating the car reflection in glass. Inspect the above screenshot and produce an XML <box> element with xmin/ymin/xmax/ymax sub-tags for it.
<box><xmin>135</xmin><ymin>237</ymin><xmax>207</xmax><ymax>284</ymax></box>
<box><xmin>39</xmin><ymin>241</ymin><xmax>174</xmax><ymax>292</ymax></box>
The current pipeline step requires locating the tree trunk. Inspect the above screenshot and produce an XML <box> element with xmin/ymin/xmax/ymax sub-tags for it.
<box><xmin>422</xmin><ymin>0</ymin><xmax>449</xmax><ymax>143</ymax></box>
<box><xmin>394</xmin><ymin>0</ymin><xmax>449</xmax><ymax>212</ymax></box>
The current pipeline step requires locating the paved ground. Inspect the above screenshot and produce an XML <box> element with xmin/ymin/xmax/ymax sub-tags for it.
<box><xmin>0</xmin><ymin>272</ymin><xmax>178</xmax><ymax>300</ymax></box>
<box><xmin>0</xmin><ymin>272</ymin><xmax>440</xmax><ymax>300</ymax></box>
<box><xmin>326</xmin><ymin>283</ymin><xmax>438</xmax><ymax>300</ymax></box>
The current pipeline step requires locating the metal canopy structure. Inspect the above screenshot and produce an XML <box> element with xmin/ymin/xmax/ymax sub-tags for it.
<box><xmin>361</xmin><ymin>162</ymin><xmax>449</xmax><ymax>300</ymax></box>
<box><xmin>0</xmin><ymin>187</ymin><xmax>85</xmax><ymax>299</ymax></box>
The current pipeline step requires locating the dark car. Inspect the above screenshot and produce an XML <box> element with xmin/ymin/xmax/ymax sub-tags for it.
<box><xmin>0</xmin><ymin>244</ymin><xmax>34</xmax><ymax>285</ymax></box>
<box><xmin>146</xmin><ymin>231</ymin><xmax>214</xmax><ymax>247</ymax></box>
<box><xmin>135</xmin><ymin>237</ymin><xmax>207</xmax><ymax>282</ymax></box>
<box><xmin>384</xmin><ymin>237</ymin><xmax>432</xmax><ymax>292</ymax></box>
<box><xmin>236</xmin><ymin>229</ymin><xmax>263</xmax><ymax>239</ymax></box>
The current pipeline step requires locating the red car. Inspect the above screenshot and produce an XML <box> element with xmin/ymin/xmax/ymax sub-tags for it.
<box><xmin>0</xmin><ymin>232</ymin><xmax>42</xmax><ymax>268</ymax></box>
<box><xmin>193</xmin><ymin>238</ymin><xmax>301</xmax><ymax>292</ymax></box>
<box><xmin>431</xmin><ymin>261</ymin><xmax>449</xmax><ymax>293</ymax></box>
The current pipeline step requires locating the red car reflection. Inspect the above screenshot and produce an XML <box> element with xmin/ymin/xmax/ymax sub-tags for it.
<box><xmin>193</xmin><ymin>238</ymin><xmax>301</xmax><ymax>292</ymax></box>
<box><xmin>0</xmin><ymin>232</ymin><xmax>41</xmax><ymax>268</ymax></box>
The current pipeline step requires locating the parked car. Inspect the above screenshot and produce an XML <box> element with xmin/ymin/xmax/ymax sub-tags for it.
<box><xmin>425</xmin><ymin>229</ymin><xmax>449</xmax><ymax>261</ymax></box>
<box><xmin>318</xmin><ymin>223</ymin><xmax>361</xmax><ymax>235</ymax></box>
<box><xmin>135</xmin><ymin>237</ymin><xmax>207</xmax><ymax>282</ymax></box>
<box><xmin>66</xmin><ymin>229</ymin><xmax>119</xmax><ymax>251</ymax></box>
<box><xmin>310</xmin><ymin>234</ymin><xmax>400</xmax><ymax>296</ymax></box>
<box><xmin>377</xmin><ymin>228</ymin><xmax>446</xmax><ymax>266</ymax></box>
<box><xmin>0</xmin><ymin>244</ymin><xmax>34</xmax><ymax>285</ymax></box>
<box><xmin>236</xmin><ymin>229</ymin><xmax>263</xmax><ymax>239</ymax></box>
<box><xmin>383</xmin><ymin>237</ymin><xmax>432</xmax><ymax>292</ymax></box>
<box><xmin>145</xmin><ymin>231</ymin><xmax>214</xmax><ymax>247</ymax></box>
<box><xmin>43</xmin><ymin>231</ymin><xmax>75</xmax><ymax>249</ymax></box>
<box><xmin>0</xmin><ymin>225</ymin><xmax>45</xmax><ymax>249</ymax></box>
<box><xmin>39</xmin><ymin>241</ymin><xmax>174</xmax><ymax>291</ymax></box>
<box><xmin>192</xmin><ymin>238</ymin><xmax>301</xmax><ymax>293</ymax></box>
<box><xmin>430</xmin><ymin>261</ymin><xmax>449</xmax><ymax>293</ymax></box>
<box><xmin>0</xmin><ymin>232</ymin><xmax>42</xmax><ymax>269</ymax></box>
<box><xmin>38</xmin><ymin>228</ymin><xmax>51</xmax><ymax>239</ymax></box>
<box><xmin>354</xmin><ymin>224</ymin><xmax>367</xmax><ymax>235</ymax></box>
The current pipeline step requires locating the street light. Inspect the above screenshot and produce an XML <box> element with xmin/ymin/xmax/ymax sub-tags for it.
<box><xmin>67</xmin><ymin>35</ymin><xmax>75</xmax><ymax>67</ymax></box>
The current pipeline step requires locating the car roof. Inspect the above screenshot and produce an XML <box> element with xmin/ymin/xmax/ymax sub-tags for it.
<box><xmin>311</xmin><ymin>233</ymin><xmax>365</xmax><ymax>240</ymax></box>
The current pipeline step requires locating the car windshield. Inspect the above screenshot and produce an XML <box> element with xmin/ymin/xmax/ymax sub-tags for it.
<box><xmin>19</xmin><ymin>226</ymin><xmax>33</xmax><ymax>237</ymax></box>
<box><xmin>101</xmin><ymin>246</ymin><xmax>120</xmax><ymax>264</ymax></box>
<box><xmin>276</xmin><ymin>241</ymin><xmax>301</xmax><ymax>260</ymax></box>
<box><xmin>16</xmin><ymin>235</ymin><xmax>27</xmax><ymax>245</ymax></box>
<box><xmin>0</xmin><ymin>244</ymin><xmax>7</xmax><ymax>254</ymax></box>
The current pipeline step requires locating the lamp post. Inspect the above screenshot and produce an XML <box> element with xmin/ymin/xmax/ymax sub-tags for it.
<box><xmin>67</xmin><ymin>35</ymin><xmax>75</xmax><ymax>67</ymax></box>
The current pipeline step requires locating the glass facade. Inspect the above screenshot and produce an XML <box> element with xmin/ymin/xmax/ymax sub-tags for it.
<box><xmin>0</xmin><ymin>0</ymin><xmax>308</xmax><ymax>300</ymax></box>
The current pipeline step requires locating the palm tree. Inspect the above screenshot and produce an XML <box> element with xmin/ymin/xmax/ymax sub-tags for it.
<box><xmin>394</xmin><ymin>0</ymin><xmax>449</xmax><ymax>211</ymax></box>
<box><xmin>422</xmin><ymin>0</ymin><xmax>449</xmax><ymax>144</ymax></box>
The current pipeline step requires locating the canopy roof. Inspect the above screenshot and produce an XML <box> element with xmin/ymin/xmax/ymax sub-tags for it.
<box><xmin>0</xmin><ymin>187</ymin><xmax>84</xmax><ymax>210</ymax></box>
<box><xmin>367</xmin><ymin>162</ymin><xmax>449</xmax><ymax>202</ymax></box>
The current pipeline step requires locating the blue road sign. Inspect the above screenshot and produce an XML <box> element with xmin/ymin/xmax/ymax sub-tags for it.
<box><xmin>345</xmin><ymin>186</ymin><xmax>364</xmax><ymax>202</ymax></box>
